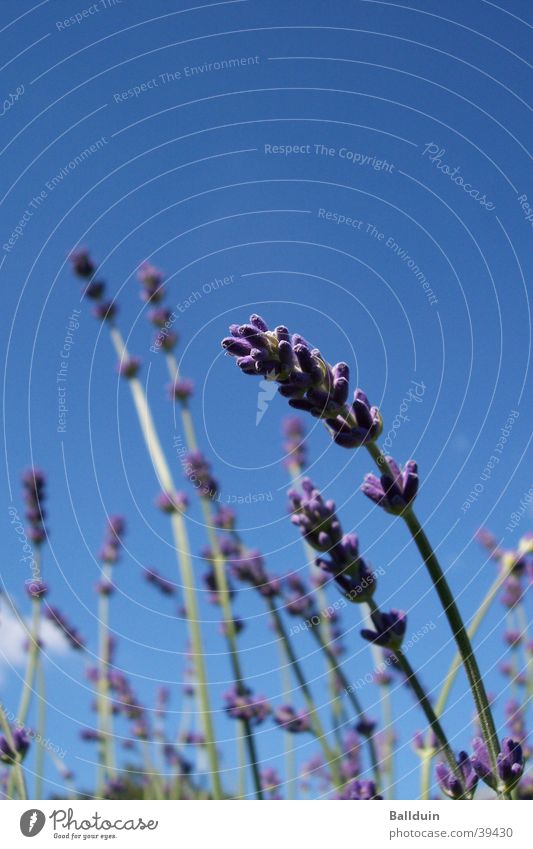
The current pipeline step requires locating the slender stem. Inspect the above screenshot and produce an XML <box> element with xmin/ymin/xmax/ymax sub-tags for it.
<box><xmin>97</xmin><ymin>562</ymin><xmax>114</xmax><ymax>791</ymax></box>
<box><xmin>17</xmin><ymin>594</ymin><xmax>41</xmax><ymax>726</ymax></box>
<box><xmin>267</xmin><ymin>598</ymin><xmax>342</xmax><ymax>788</ymax></box>
<box><xmin>365</xmin><ymin>442</ymin><xmax>501</xmax><ymax>782</ymax></box>
<box><xmin>34</xmin><ymin>660</ymin><xmax>46</xmax><ymax>798</ymax></box>
<box><xmin>109</xmin><ymin>326</ymin><xmax>223</xmax><ymax>799</ymax></box>
<box><xmin>420</xmin><ymin>564</ymin><xmax>514</xmax><ymax>799</ymax></box>
<box><xmin>308</xmin><ymin>619</ymin><xmax>381</xmax><ymax>788</ymax></box>
<box><xmin>165</xmin><ymin>353</ymin><xmax>263</xmax><ymax>798</ymax></box>
<box><xmin>276</xmin><ymin>638</ymin><xmax>296</xmax><ymax>799</ymax></box>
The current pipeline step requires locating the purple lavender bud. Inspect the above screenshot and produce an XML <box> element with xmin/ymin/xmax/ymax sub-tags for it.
<box><xmin>282</xmin><ymin>415</ymin><xmax>307</xmax><ymax>469</ymax></box>
<box><xmin>149</xmin><ymin>307</ymin><xmax>173</xmax><ymax>327</ymax></box>
<box><xmin>80</xmin><ymin>728</ymin><xmax>101</xmax><ymax>742</ymax></box>
<box><xmin>95</xmin><ymin>579</ymin><xmax>114</xmax><ymax>596</ymax></box>
<box><xmin>83</xmin><ymin>280</ymin><xmax>105</xmax><ymax>300</ymax></box>
<box><xmin>92</xmin><ymin>300</ymin><xmax>117</xmax><ymax>322</ymax></box>
<box><xmin>155</xmin><ymin>490</ymin><xmax>189</xmax><ymax>514</ymax></box>
<box><xmin>183</xmin><ymin>451</ymin><xmax>218</xmax><ymax>499</ymax></box>
<box><xmin>497</xmin><ymin>738</ymin><xmax>525</xmax><ymax>789</ymax></box>
<box><xmin>327</xmin><ymin>388</ymin><xmax>383</xmax><ymax>448</ymax></box>
<box><xmin>69</xmin><ymin>248</ymin><xmax>95</xmax><ymax>278</ymax></box>
<box><xmin>138</xmin><ymin>262</ymin><xmax>165</xmax><ymax>303</ymax></box>
<box><xmin>143</xmin><ymin>567</ymin><xmax>176</xmax><ymax>596</ymax></box>
<box><xmin>338</xmin><ymin>779</ymin><xmax>383</xmax><ymax>800</ymax></box>
<box><xmin>0</xmin><ymin>728</ymin><xmax>30</xmax><ymax>763</ymax></box>
<box><xmin>219</xmin><ymin>617</ymin><xmax>245</xmax><ymax>637</ymax></box>
<box><xmin>212</xmin><ymin>505</ymin><xmax>236</xmax><ymax>530</ymax></box>
<box><xmin>224</xmin><ymin>687</ymin><xmax>270</xmax><ymax>725</ymax></box>
<box><xmin>361</xmin><ymin>457</ymin><xmax>418</xmax><ymax>515</ymax></box>
<box><xmin>229</xmin><ymin>549</ymin><xmax>280</xmax><ymax>597</ymax></box>
<box><xmin>26</xmin><ymin>580</ymin><xmax>48</xmax><ymax>599</ymax></box>
<box><xmin>117</xmin><ymin>356</ymin><xmax>141</xmax><ymax>379</ymax></box>
<box><xmin>361</xmin><ymin>609</ymin><xmax>407</xmax><ymax>650</ymax></box>
<box><xmin>159</xmin><ymin>331</ymin><xmax>178</xmax><ymax>352</ymax></box>
<box><xmin>355</xmin><ymin>717</ymin><xmax>377</xmax><ymax>737</ymax></box>
<box><xmin>503</xmin><ymin>630</ymin><xmax>522</xmax><ymax>648</ymax></box>
<box><xmin>45</xmin><ymin>606</ymin><xmax>85</xmax><ymax>650</ymax></box>
<box><xmin>169</xmin><ymin>378</ymin><xmax>194</xmax><ymax>402</ymax></box>
<box><xmin>436</xmin><ymin>751</ymin><xmax>478</xmax><ymax>799</ymax></box>
<box><xmin>273</xmin><ymin>705</ymin><xmax>312</xmax><ymax>733</ymax></box>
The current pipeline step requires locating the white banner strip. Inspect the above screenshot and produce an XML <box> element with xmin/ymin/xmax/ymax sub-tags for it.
<box><xmin>1</xmin><ymin>800</ymin><xmax>532</xmax><ymax>847</ymax></box>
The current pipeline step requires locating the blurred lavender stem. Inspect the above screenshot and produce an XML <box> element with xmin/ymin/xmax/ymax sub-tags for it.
<box><xmin>365</xmin><ymin>442</ymin><xmax>502</xmax><ymax>784</ymax></box>
<box><xmin>365</xmin><ymin>598</ymin><xmax>459</xmax><ymax>780</ymax></box>
<box><xmin>267</xmin><ymin>599</ymin><xmax>342</xmax><ymax>788</ymax></box>
<box><xmin>165</xmin><ymin>352</ymin><xmax>264</xmax><ymax>799</ymax></box>
<box><xmin>276</xmin><ymin>639</ymin><xmax>296</xmax><ymax>799</ymax></box>
<box><xmin>35</xmin><ymin>660</ymin><xmax>46</xmax><ymax>798</ymax></box>
<box><xmin>17</xmin><ymin>592</ymin><xmax>41</xmax><ymax>725</ymax></box>
<box><xmin>97</xmin><ymin>562</ymin><xmax>114</xmax><ymax>790</ymax></box>
<box><xmin>108</xmin><ymin>327</ymin><xmax>223</xmax><ymax>799</ymax></box>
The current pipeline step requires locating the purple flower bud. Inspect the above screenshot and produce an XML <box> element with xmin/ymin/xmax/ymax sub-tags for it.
<box><xmin>361</xmin><ymin>457</ymin><xmax>418</xmax><ymax>515</ymax></box>
<box><xmin>361</xmin><ymin>609</ymin><xmax>407</xmax><ymax>650</ymax></box>
<box><xmin>169</xmin><ymin>378</ymin><xmax>194</xmax><ymax>402</ymax></box>
<box><xmin>436</xmin><ymin>751</ymin><xmax>478</xmax><ymax>799</ymax></box>
<box><xmin>355</xmin><ymin>717</ymin><xmax>377</xmax><ymax>737</ymax></box>
<box><xmin>183</xmin><ymin>451</ymin><xmax>218</xmax><ymax>499</ymax></box>
<box><xmin>273</xmin><ymin>705</ymin><xmax>311</xmax><ymax>733</ymax></box>
<box><xmin>92</xmin><ymin>300</ymin><xmax>117</xmax><ymax>322</ymax></box>
<box><xmin>212</xmin><ymin>506</ymin><xmax>236</xmax><ymax>530</ymax></box>
<box><xmin>155</xmin><ymin>490</ymin><xmax>189</xmax><ymax>514</ymax></box>
<box><xmin>117</xmin><ymin>356</ymin><xmax>141</xmax><ymax>379</ymax></box>
<box><xmin>143</xmin><ymin>567</ymin><xmax>176</xmax><ymax>596</ymax></box>
<box><xmin>138</xmin><ymin>262</ymin><xmax>165</xmax><ymax>303</ymax></box>
<box><xmin>69</xmin><ymin>248</ymin><xmax>95</xmax><ymax>278</ymax></box>
<box><xmin>224</xmin><ymin>687</ymin><xmax>270</xmax><ymax>725</ymax></box>
<box><xmin>83</xmin><ymin>280</ymin><xmax>105</xmax><ymax>300</ymax></box>
<box><xmin>149</xmin><ymin>307</ymin><xmax>173</xmax><ymax>328</ymax></box>
<box><xmin>0</xmin><ymin>728</ymin><xmax>30</xmax><ymax>763</ymax></box>
<box><xmin>497</xmin><ymin>738</ymin><xmax>525</xmax><ymax>789</ymax></box>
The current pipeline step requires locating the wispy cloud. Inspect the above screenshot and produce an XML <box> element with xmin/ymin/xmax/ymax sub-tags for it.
<box><xmin>0</xmin><ymin>602</ymin><xmax>69</xmax><ymax>680</ymax></box>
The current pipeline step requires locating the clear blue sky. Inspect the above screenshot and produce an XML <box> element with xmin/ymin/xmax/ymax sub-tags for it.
<box><xmin>1</xmin><ymin>0</ymin><xmax>532</xmax><ymax>799</ymax></box>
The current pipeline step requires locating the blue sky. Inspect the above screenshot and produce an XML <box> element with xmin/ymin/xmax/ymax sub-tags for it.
<box><xmin>1</xmin><ymin>0</ymin><xmax>532</xmax><ymax>799</ymax></box>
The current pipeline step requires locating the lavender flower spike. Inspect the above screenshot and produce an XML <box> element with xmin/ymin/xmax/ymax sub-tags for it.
<box><xmin>221</xmin><ymin>315</ymin><xmax>382</xmax><ymax>446</ymax></box>
<box><xmin>360</xmin><ymin>609</ymin><xmax>407</xmax><ymax>650</ymax></box>
<box><xmin>273</xmin><ymin>705</ymin><xmax>312</xmax><ymax>734</ymax></box>
<box><xmin>361</xmin><ymin>456</ymin><xmax>419</xmax><ymax>515</ymax></box>
<box><xmin>436</xmin><ymin>751</ymin><xmax>478</xmax><ymax>799</ymax></box>
<box><xmin>338</xmin><ymin>779</ymin><xmax>383</xmax><ymax>800</ymax></box>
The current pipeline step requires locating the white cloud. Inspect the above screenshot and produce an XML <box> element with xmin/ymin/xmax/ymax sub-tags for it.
<box><xmin>0</xmin><ymin>602</ymin><xmax>70</xmax><ymax>679</ymax></box>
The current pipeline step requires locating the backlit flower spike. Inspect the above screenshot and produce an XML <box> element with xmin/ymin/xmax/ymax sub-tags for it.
<box><xmin>169</xmin><ymin>378</ymin><xmax>194</xmax><ymax>403</ymax></box>
<box><xmin>282</xmin><ymin>415</ymin><xmax>307</xmax><ymax>469</ymax></box>
<box><xmin>69</xmin><ymin>247</ymin><xmax>95</xmax><ymax>279</ymax></box>
<box><xmin>143</xmin><ymin>567</ymin><xmax>176</xmax><ymax>597</ymax></box>
<box><xmin>289</xmin><ymin>479</ymin><xmax>377</xmax><ymax>602</ymax></box>
<box><xmin>436</xmin><ymin>751</ymin><xmax>478</xmax><ymax>799</ymax></box>
<box><xmin>361</xmin><ymin>457</ymin><xmax>419</xmax><ymax>515</ymax></box>
<box><xmin>221</xmin><ymin>315</ymin><xmax>382</xmax><ymax>445</ymax></box>
<box><xmin>0</xmin><ymin>728</ymin><xmax>30</xmax><ymax>764</ymax></box>
<box><xmin>360</xmin><ymin>609</ymin><xmax>407</xmax><ymax>650</ymax></box>
<box><xmin>229</xmin><ymin>549</ymin><xmax>280</xmax><ymax>598</ymax></box>
<box><xmin>22</xmin><ymin>467</ymin><xmax>47</xmax><ymax>546</ymax></box>
<box><xmin>155</xmin><ymin>490</ymin><xmax>189</xmax><ymax>514</ymax></box>
<box><xmin>183</xmin><ymin>450</ymin><xmax>218</xmax><ymax>499</ymax></box>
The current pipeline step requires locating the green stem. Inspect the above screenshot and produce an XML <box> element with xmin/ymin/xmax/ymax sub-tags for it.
<box><xmin>109</xmin><ymin>326</ymin><xmax>223</xmax><ymax>799</ymax></box>
<box><xmin>308</xmin><ymin>618</ymin><xmax>381</xmax><ymax>789</ymax></box>
<box><xmin>17</xmin><ymin>591</ymin><xmax>42</xmax><ymax>726</ymax></box>
<box><xmin>97</xmin><ymin>562</ymin><xmax>114</xmax><ymax>792</ymax></box>
<box><xmin>165</xmin><ymin>352</ymin><xmax>263</xmax><ymax>799</ymax></box>
<box><xmin>420</xmin><ymin>564</ymin><xmax>514</xmax><ymax>799</ymax></box>
<box><xmin>276</xmin><ymin>638</ymin><xmax>296</xmax><ymax>799</ymax></box>
<box><xmin>267</xmin><ymin>598</ymin><xmax>342</xmax><ymax>788</ymax></box>
<box><xmin>35</xmin><ymin>660</ymin><xmax>46</xmax><ymax>798</ymax></box>
<box><xmin>365</xmin><ymin>442</ymin><xmax>502</xmax><ymax>784</ymax></box>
